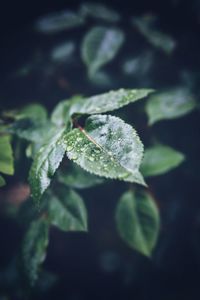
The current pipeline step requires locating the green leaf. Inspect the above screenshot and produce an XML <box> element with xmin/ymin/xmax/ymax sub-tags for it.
<box><xmin>81</xmin><ymin>26</ymin><xmax>125</xmax><ymax>75</ymax></box>
<box><xmin>51</xmin><ymin>95</ymin><xmax>82</xmax><ymax>127</ymax></box>
<box><xmin>146</xmin><ymin>88</ymin><xmax>196</xmax><ymax>125</ymax></box>
<box><xmin>122</xmin><ymin>51</ymin><xmax>154</xmax><ymax>76</ymax></box>
<box><xmin>0</xmin><ymin>135</ymin><xmax>14</xmax><ymax>175</ymax></box>
<box><xmin>18</xmin><ymin>104</ymin><xmax>48</xmax><ymax>121</ymax></box>
<box><xmin>21</xmin><ymin>218</ymin><xmax>49</xmax><ymax>286</ymax></box>
<box><xmin>9</xmin><ymin>119</ymin><xmax>56</xmax><ymax>143</ymax></box>
<box><xmin>35</xmin><ymin>10</ymin><xmax>85</xmax><ymax>34</ymax></box>
<box><xmin>47</xmin><ymin>188</ymin><xmax>87</xmax><ymax>231</ymax></box>
<box><xmin>88</xmin><ymin>71</ymin><xmax>113</xmax><ymax>88</ymax></box>
<box><xmin>116</xmin><ymin>190</ymin><xmax>160</xmax><ymax>256</ymax></box>
<box><xmin>80</xmin><ymin>2</ymin><xmax>120</xmax><ymax>23</ymax></box>
<box><xmin>132</xmin><ymin>15</ymin><xmax>176</xmax><ymax>54</ymax></box>
<box><xmin>58</xmin><ymin>162</ymin><xmax>104</xmax><ymax>189</ymax></box>
<box><xmin>141</xmin><ymin>144</ymin><xmax>185</xmax><ymax>177</ymax></box>
<box><xmin>50</xmin><ymin>41</ymin><xmax>75</xmax><ymax>62</ymax></box>
<box><xmin>0</xmin><ymin>175</ymin><xmax>5</xmax><ymax>187</ymax></box>
<box><xmin>70</xmin><ymin>88</ymin><xmax>154</xmax><ymax>115</ymax></box>
<box><xmin>65</xmin><ymin>115</ymin><xmax>145</xmax><ymax>185</ymax></box>
<box><xmin>29</xmin><ymin>128</ymin><xmax>67</xmax><ymax>201</ymax></box>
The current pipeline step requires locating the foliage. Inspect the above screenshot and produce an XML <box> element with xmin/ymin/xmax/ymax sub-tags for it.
<box><xmin>0</xmin><ymin>1</ymin><xmax>198</xmax><ymax>297</ymax></box>
<box><xmin>1</xmin><ymin>83</ymin><xmax>188</xmax><ymax>283</ymax></box>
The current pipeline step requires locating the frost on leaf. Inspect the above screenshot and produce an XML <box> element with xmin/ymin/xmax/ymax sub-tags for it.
<box><xmin>69</xmin><ymin>88</ymin><xmax>154</xmax><ymax>115</ymax></box>
<box><xmin>64</xmin><ymin>115</ymin><xmax>145</xmax><ymax>185</ymax></box>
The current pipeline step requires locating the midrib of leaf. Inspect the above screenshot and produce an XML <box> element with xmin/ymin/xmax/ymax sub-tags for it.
<box><xmin>75</xmin><ymin>122</ymin><xmax>103</xmax><ymax>149</ymax></box>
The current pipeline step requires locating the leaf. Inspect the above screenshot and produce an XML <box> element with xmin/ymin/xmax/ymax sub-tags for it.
<box><xmin>122</xmin><ymin>51</ymin><xmax>154</xmax><ymax>76</ymax></box>
<box><xmin>88</xmin><ymin>71</ymin><xmax>113</xmax><ymax>88</ymax></box>
<box><xmin>65</xmin><ymin>115</ymin><xmax>145</xmax><ymax>185</ymax></box>
<box><xmin>21</xmin><ymin>218</ymin><xmax>49</xmax><ymax>286</ymax></box>
<box><xmin>70</xmin><ymin>88</ymin><xmax>154</xmax><ymax>115</ymax></box>
<box><xmin>35</xmin><ymin>270</ymin><xmax>58</xmax><ymax>293</ymax></box>
<box><xmin>146</xmin><ymin>88</ymin><xmax>196</xmax><ymax>125</ymax></box>
<box><xmin>35</xmin><ymin>10</ymin><xmax>85</xmax><ymax>34</ymax></box>
<box><xmin>141</xmin><ymin>144</ymin><xmax>185</xmax><ymax>177</ymax></box>
<box><xmin>0</xmin><ymin>175</ymin><xmax>5</xmax><ymax>187</ymax></box>
<box><xmin>50</xmin><ymin>41</ymin><xmax>75</xmax><ymax>62</ymax></box>
<box><xmin>47</xmin><ymin>188</ymin><xmax>87</xmax><ymax>231</ymax></box>
<box><xmin>132</xmin><ymin>15</ymin><xmax>176</xmax><ymax>54</ymax></box>
<box><xmin>80</xmin><ymin>2</ymin><xmax>120</xmax><ymax>23</ymax></box>
<box><xmin>29</xmin><ymin>128</ymin><xmax>67</xmax><ymax>201</ymax></box>
<box><xmin>0</xmin><ymin>135</ymin><xmax>14</xmax><ymax>175</ymax></box>
<box><xmin>9</xmin><ymin>119</ymin><xmax>56</xmax><ymax>143</ymax></box>
<box><xmin>81</xmin><ymin>26</ymin><xmax>125</xmax><ymax>75</ymax></box>
<box><xmin>58</xmin><ymin>162</ymin><xmax>104</xmax><ymax>189</ymax></box>
<box><xmin>116</xmin><ymin>190</ymin><xmax>160</xmax><ymax>256</ymax></box>
<box><xmin>18</xmin><ymin>104</ymin><xmax>48</xmax><ymax>121</ymax></box>
<box><xmin>51</xmin><ymin>95</ymin><xmax>82</xmax><ymax>127</ymax></box>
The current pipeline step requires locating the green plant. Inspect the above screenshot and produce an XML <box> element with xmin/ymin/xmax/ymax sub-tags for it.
<box><xmin>1</xmin><ymin>85</ymin><xmax>193</xmax><ymax>285</ymax></box>
<box><xmin>0</xmin><ymin>2</ymin><xmax>198</xmax><ymax>298</ymax></box>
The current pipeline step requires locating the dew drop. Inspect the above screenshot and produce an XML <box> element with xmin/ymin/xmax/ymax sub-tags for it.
<box><xmin>66</xmin><ymin>145</ymin><xmax>73</xmax><ymax>151</ymax></box>
<box><xmin>77</xmin><ymin>137</ymin><xmax>83</xmax><ymax>142</ymax></box>
<box><xmin>72</xmin><ymin>154</ymin><xmax>78</xmax><ymax>160</ymax></box>
<box><xmin>89</xmin><ymin>156</ymin><xmax>95</xmax><ymax>162</ymax></box>
<box><xmin>95</xmin><ymin>149</ymin><xmax>101</xmax><ymax>154</ymax></box>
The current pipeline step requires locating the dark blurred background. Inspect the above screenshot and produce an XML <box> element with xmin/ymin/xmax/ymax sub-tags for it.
<box><xmin>0</xmin><ymin>0</ymin><xmax>200</xmax><ymax>299</ymax></box>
